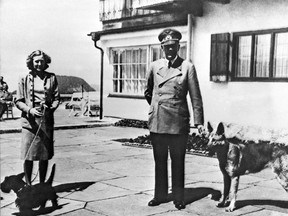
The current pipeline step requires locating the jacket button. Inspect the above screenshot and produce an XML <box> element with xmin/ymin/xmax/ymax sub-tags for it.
<box><xmin>158</xmin><ymin>102</ymin><xmax>162</xmax><ymax>105</ymax></box>
<box><xmin>159</xmin><ymin>93</ymin><xmax>162</xmax><ymax>96</ymax></box>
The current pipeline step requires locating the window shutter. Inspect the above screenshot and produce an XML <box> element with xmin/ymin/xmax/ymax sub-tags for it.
<box><xmin>210</xmin><ymin>33</ymin><xmax>230</xmax><ymax>82</ymax></box>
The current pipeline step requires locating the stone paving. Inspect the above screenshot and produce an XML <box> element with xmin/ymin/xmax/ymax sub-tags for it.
<box><xmin>0</xmin><ymin>105</ymin><xmax>119</xmax><ymax>133</ymax></box>
<box><xmin>1</xmin><ymin>107</ymin><xmax>288</xmax><ymax>215</ymax></box>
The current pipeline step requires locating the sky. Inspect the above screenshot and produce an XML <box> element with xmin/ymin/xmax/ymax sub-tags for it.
<box><xmin>0</xmin><ymin>0</ymin><xmax>102</xmax><ymax>92</ymax></box>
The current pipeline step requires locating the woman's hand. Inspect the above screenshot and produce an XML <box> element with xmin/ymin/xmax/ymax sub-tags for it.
<box><xmin>29</xmin><ymin>107</ymin><xmax>44</xmax><ymax>117</ymax></box>
<box><xmin>197</xmin><ymin>124</ymin><xmax>205</xmax><ymax>135</ymax></box>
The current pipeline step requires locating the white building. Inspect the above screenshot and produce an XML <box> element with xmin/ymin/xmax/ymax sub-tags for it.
<box><xmin>89</xmin><ymin>0</ymin><xmax>288</xmax><ymax>130</ymax></box>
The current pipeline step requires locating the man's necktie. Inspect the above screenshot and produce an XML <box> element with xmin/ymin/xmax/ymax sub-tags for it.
<box><xmin>168</xmin><ymin>61</ymin><xmax>172</xmax><ymax>68</ymax></box>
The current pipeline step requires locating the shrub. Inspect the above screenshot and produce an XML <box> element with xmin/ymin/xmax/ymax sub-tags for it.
<box><xmin>114</xmin><ymin>119</ymin><xmax>148</xmax><ymax>129</ymax></box>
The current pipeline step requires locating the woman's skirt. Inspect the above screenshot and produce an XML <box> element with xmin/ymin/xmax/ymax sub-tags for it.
<box><xmin>21</xmin><ymin>116</ymin><xmax>54</xmax><ymax>161</ymax></box>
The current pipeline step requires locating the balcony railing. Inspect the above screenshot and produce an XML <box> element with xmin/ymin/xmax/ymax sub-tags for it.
<box><xmin>99</xmin><ymin>0</ymin><xmax>229</xmax><ymax>22</ymax></box>
<box><xmin>99</xmin><ymin>0</ymin><xmax>163</xmax><ymax>21</ymax></box>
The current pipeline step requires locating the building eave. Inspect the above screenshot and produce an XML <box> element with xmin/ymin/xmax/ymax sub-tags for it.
<box><xmin>88</xmin><ymin>20</ymin><xmax>187</xmax><ymax>39</ymax></box>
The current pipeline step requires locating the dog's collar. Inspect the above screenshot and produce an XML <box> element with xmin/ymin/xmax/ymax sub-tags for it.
<box><xmin>16</xmin><ymin>184</ymin><xmax>29</xmax><ymax>194</ymax></box>
<box><xmin>16</xmin><ymin>187</ymin><xmax>23</xmax><ymax>194</ymax></box>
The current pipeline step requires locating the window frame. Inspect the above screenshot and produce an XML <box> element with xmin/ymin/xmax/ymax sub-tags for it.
<box><xmin>231</xmin><ymin>27</ymin><xmax>288</xmax><ymax>82</ymax></box>
<box><xmin>109</xmin><ymin>45</ymin><xmax>149</xmax><ymax>98</ymax></box>
<box><xmin>109</xmin><ymin>42</ymin><xmax>187</xmax><ymax>98</ymax></box>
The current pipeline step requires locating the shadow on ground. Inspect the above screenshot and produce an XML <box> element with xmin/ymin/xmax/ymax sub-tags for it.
<box><xmin>54</xmin><ymin>181</ymin><xmax>95</xmax><ymax>193</ymax></box>
<box><xmin>184</xmin><ymin>187</ymin><xmax>221</xmax><ymax>204</ymax></box>
<box><xmin>236</xmin><ymin>199</ymin><xmax>288</xmax><ymax>210</ymax></box>
<box><xmin>10</xmin><ymin>182</ymin><xmax>95</xmax><ymax>216</ymax></box>
<box><xmin>12</xmin><ymin>204</ymin><xmax>66</xmax><ymax>216</ymax></box>
<box><xmin>159</xmin><ymin>187</ymin><xmax>221</xmax><ymax>204</ymax></box>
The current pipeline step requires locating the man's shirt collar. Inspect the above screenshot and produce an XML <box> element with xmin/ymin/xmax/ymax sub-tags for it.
<box><xmin>165</xmin><ymin>55</ymin><xmax>178</xmax><ymax>67</ymax></box>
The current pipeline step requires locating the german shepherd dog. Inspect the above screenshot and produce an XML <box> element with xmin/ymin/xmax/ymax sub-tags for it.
<box><xmin>0</xmin><ymin>164</ymin><xmax>58</xmax><ymax>215</ymax></box>
<box><xmin>206</xmin><ymin>122</ymin><xmax>288</xmax><ymax>212</ymax></box>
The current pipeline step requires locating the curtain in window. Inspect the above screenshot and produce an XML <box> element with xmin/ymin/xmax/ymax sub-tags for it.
<box><xmin>112</xmin><ymin>43</ymin><xmax>186</xmax><ymax>95</ymax></box>
<box><xmin>139</xmin><ymin>48</ymin><xmax>147</xmax><ymax>93</ymax></box>
<box><xmin>112</xmin><ymin>50</ymin><xmax>119</xmax><ymax>92</ymax></box>
<box><xmin>236</xmin><ymin>36</ymin><xmax>251</xmax><ymax>78</ymax></box>
<box><xmin>151</xmin><ymin>46</ymin><xmax>163</xmax><ymax>61</ymax></box>
<box><xmin>254</xmin><ymin>34</ymin><xmax>271</xmax><ymax>78</ymax></box>
<box><xmin>179</xmin><ymin>44</ymin><xmax>187</xmax><ymax>60</ymax></box>
<box><xmin>112</xmin><ymin>47</ymin><xmax>147</xmax><ymax>95</ymax></box>
<box><xmin>274</xmin><ymin>32</ymin><xmax>288</xmax><ymax>78</ymax></box>
<box><xmin>121</xmin><ymin>50</ymin><xmax>131</xmax><ymax>93</ymax></box>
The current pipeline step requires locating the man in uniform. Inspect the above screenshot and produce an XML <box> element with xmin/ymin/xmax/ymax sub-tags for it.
<box><xmin>144</xmin><ymin>28</ymin><xmax>204</xmax><ymax>210</ymax></box>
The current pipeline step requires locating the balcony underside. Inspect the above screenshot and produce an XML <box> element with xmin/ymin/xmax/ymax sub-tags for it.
<box><xmin>135</xmin><ymin>0</ymin><xmax>230</xmax><ymax>16</ymax></box>
<box><xmin>102</xmin><ymin>12</ymin><xmax>188</xmax><ymax>31</ymax></box>
<box><xmin>137</xmin><ymin>0</ymin><xmax>203</xmax><ymax>17</ymax></box>
<box><xmin>90</xmin><ymin>18</ymin><xmax>187</xmax><ymax>37</ymax></box>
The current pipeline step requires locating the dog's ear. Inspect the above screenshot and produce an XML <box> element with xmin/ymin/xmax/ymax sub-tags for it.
<box><xmin>17</xmin><ymin>173</ymin><xmax>25</xmax><ymax>179</ymax></box>
<box><xmin>207</xmin><ymin>122</ymin><xmax>213</xmax><ymax>133</ymax></box>
<box><xmin>216</xmin><ymin>122</ymin><xmax>225</xmax><ymax>135</ymax></box>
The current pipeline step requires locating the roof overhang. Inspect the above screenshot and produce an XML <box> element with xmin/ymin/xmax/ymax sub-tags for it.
<box><xmin>88</xmin><ymin>20</ymin><xmax>187</xmax><ymax>41</ymax></box>
<box><xmin>136</xmin><ymin>0</ymin><xmax>203</xmax><ymax>17</ymax></box>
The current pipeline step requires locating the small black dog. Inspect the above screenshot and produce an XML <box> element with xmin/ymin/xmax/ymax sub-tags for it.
<box><xmin>1</xmin><ymin>164</ymin><xmax>58</xmax><ymax>215</ymax></box>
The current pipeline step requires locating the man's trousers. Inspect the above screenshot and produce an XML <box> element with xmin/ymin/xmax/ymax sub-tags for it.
<box><xmin>150</xmin><ymin>133</ymin><xmax>188</xmax><ymax>202</ymax></box>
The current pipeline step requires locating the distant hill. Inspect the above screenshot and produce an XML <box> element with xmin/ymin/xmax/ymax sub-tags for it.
<box><xmin>90</xmin><ymin>84</ymin><xmax>100</xmax><ymax>91</ymax></box>
<box><xmin>10</xmin><ymin>75</ymin><xmax>93</xmax><ymax>95</ymax></box>
<box><xmin>56</xmin><ymin>75</ymin><xmax>95</xmax><ymax>94</ymax></box>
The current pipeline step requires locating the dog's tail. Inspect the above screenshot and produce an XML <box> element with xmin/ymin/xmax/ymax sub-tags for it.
<box><xmin>46</xmin><ymin>164</ymin><xmax>56</xmax><ymax>185</ymax></box>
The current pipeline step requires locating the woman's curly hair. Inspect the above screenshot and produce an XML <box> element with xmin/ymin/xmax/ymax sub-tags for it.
<box><xmin>26</xmin><ymin>50</ymin><xmax>51</xmax><ymax>70</ymax></box>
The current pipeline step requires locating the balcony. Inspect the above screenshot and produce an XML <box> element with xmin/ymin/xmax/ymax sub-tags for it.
<box><xmin>99</xmin><ymin>0</ymin><xmax>157</xmax><ymax>22</ymax></box>
<box><xmin>134</xmin><ymin>0</ymin><xmax>202</xmax><ymax>14</ymax></box>
<box><xmin>97</xmin><ymin>0</ymin><xmax>230</xmax><ymax>32</ymax></box>
<box><xmin>99</xmin><ymin>0</ymin><xmax>205</xmax><ymax>22</ymax></box>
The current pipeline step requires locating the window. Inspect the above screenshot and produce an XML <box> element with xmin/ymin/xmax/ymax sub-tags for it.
<box><xmin>111</xmin><ymin>47</ymin><xmax>147</xmax><ymax>95</ymax></box>
<box><xmin>232</xmin><ymin>28</ymin><xmax>288</xmax><ymax>81</ymax></box>
<box><xmin>274</xmin><ymin>32</ymin><xmax>288</xmax><ymax>78</ymax></box>
<box><xmin>110</xmin><ymin>43</ymin><xmax>187</xmax><ymax>97</ymax></box>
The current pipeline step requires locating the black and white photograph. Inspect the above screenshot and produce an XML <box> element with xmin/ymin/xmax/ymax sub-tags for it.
<box><xmin>1</xmin><ymin>0</ymin><xmax>288</xmax><ymax>215</ymax></box>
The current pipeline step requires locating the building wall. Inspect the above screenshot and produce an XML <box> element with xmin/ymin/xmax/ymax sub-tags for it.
<box><xmin>193</xmin><ymin>0</ymin><xmax>288</xmax><ymax>129</ymax></box>
<box><xmin>100</xmin><ymin>26</ymin><xmax>188</xmax><ymax>121</ymax></box>
<box><xmin>100</xmin><ymin>0</ymin><xmax>288</xmax><ymax>130</ymax></box>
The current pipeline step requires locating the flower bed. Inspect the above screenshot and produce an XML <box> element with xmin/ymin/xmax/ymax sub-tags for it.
<box><xmin>114</xmin><ymin>119</ymin><xmax>148</xmax><ymax>129</ymax></box>
<box><xmin>114</xmin><ymin>119</ymin><xmax>212</xmax><ymax>156</ymax></box>
<box><xmin>115</xmin><ymin>119</ymin><xmax>288</xmax><ymax>158</ymax></box>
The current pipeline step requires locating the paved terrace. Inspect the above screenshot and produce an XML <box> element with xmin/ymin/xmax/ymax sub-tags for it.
<box><xmin>0</xmin><ymin>105</ymin><xmax>119</xmax><ymax>133</ymax></box>
<box><xmin>0</xmin><ymin>105</ymin><xmax>288</xmax><ymax>216</ymax></box>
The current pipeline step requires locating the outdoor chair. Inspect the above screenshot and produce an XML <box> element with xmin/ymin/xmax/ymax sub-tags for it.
<box><xmin>5</xmin><ymin>101</ymin><xmax>14</xmax><ymax>119</ymax></box>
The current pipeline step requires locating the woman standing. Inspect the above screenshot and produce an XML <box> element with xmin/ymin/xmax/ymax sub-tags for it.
<box><xmin>15</xmin><ymin>50</ymin><xmax>60</xmax><ymax>185</ymax></box>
